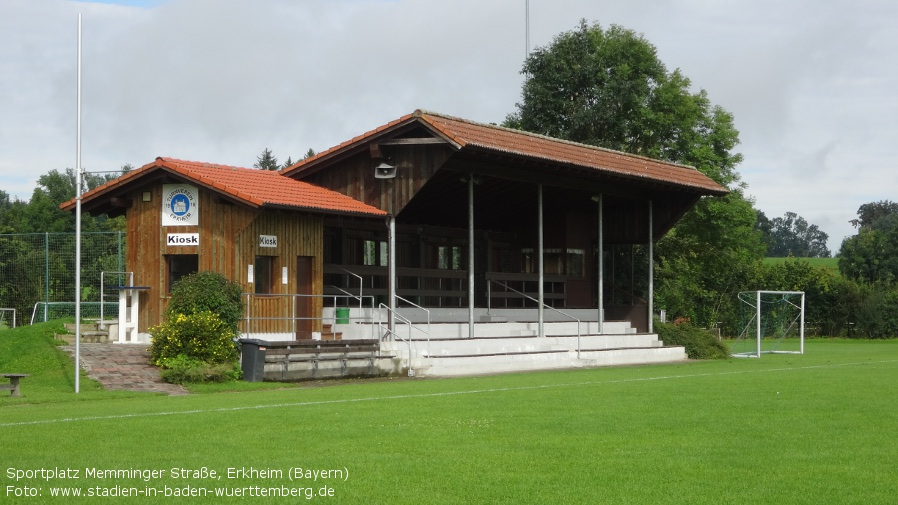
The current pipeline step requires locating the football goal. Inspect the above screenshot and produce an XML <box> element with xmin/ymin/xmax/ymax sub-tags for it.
<box><xmin>731</xmin><ymin>291</ymin><xmax>805</xmax><ymax>358</ymax></box>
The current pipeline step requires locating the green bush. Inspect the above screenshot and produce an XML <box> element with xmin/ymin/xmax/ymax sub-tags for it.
<box><xmin>159</xmin><ymin>354</ymin><xmax>241</xmax><ymax>384</ymax></box>
<box><xmin>854</xmin><ymin>287</ymin><xmax>898</xmax><ymax>339</ymax></box>
<box><xmin>655</xmin><ymin>318</ymin><xmax>729</xmax><ymax>359</ymax></box>
<box><xmin>166</xmin><ymin>271</ymin><xmax>244</xmax><ymax>332</ymax></box>
<box><xmin>148</xmin><ymin>311</ymin><xmax>238</xmax><ymax>366</ymax></box>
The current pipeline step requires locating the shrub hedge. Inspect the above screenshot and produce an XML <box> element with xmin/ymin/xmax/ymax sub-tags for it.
<box><xmin>655</xmin><ymin>318</ymin><xmax>730</xmax><ymax>359</ymax></box>
<box><xmin>165</xmin><ymin>271</ymin><xmax>243</xmax><ymax>332</ymax></box>
<box><xmin>148</xmin><ymin>311</ymin><xmax>238</xmax><ymax>367</ymax></box>
<box><xmin>150</xmin><ymin>271</ymin><xmax>244</xmax><ymax>383</ymax></box>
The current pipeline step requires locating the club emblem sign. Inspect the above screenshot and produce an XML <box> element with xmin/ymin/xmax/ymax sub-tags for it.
<box><xmin>162</xmin><ymin>184</ymin><xmax>199</xmax><ymax>226</ymax></box>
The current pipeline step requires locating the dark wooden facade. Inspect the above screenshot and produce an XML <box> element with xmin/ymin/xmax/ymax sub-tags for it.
<box><xmin>124</xmin><ymin>183</ymin><xmax>326</xmax><ymax>335</ymax></box>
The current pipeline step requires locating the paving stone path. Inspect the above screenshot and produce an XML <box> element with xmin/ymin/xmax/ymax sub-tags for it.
<box><xmin>62</xmin><ymin>344</ymin><xmax>189</xmax><ymax>396</ymax></box>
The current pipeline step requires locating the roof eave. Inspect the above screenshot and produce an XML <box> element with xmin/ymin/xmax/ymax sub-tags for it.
<box><xmin>281</xmin><ymin>111</ymin><xmax>463</xmax><ymax>179</ymax></box>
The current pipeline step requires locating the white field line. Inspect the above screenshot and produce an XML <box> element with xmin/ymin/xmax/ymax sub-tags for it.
<box><xmin>3</xmin><ymin>359</ymin><xmax>896</xmax><ymax>428</ymax></box>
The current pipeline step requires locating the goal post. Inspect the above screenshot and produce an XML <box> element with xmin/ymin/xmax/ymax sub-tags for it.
<box><xmin>732</xmin><ymin>291</ymin><xmax>805</xmax><ymax>358</ymax></box>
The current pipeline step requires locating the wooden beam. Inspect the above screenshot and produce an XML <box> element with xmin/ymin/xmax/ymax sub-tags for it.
<box><xmin>378</xmin><ymin>138</ymin><xmax>448</xmax><ymax>146</ymax></box>
<box><xmin>109</xmin><ymin>197</ymin><xmax>131</xmax><ymax>208</ymax></box>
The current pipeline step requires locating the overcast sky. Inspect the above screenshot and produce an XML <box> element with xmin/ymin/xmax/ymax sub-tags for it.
<box><xmin>2</xmin><ymin>0</ymin><xmax>895</xmax><ymax>253</ymax></box>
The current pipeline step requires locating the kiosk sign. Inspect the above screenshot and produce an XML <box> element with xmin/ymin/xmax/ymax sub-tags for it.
<box><xmin>162</xmin><ymin>184</ymin><xmax>199</xmax><ymax>226</ymax></box>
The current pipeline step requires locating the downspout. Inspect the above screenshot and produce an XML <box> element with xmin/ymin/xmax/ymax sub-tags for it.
<box><xmin>388</xmin><ymin>215</ymin><xmax>396</xmax><ymax>333</ymax></box>
<box><xmin>538</xmin><ymin>184</ymin><xmax>544</xmax><ymax>338</ymax></box>
<box><xmin>648</xmin><ymin>200</ymin><xmax>654</xmax><ymax>334</ymax></box>
<box><xmin>597</xmin><ymin>194</ymin><xmax>604</xmax><ymax>334</ymax></box>
<box><xmin>468</xmin><ymin>175</ymin><xmax>475</xmax><ymax>339</ymax></box>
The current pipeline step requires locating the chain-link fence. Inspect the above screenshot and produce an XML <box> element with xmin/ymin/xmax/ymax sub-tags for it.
<box><xmin>0</xmin><ymin>232</ymin><xmax>126</xmax><ymax>327</ymax></box>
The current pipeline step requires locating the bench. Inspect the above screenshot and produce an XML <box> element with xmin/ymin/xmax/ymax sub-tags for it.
<box><xmin>260</xmin><ymin>340</ymin><xmax>387</xmax><ymax>380</ymax></box>
<box><xmin>1</xmin><ymin>373</ymin><xmax>29</xmax><ymax>397</ymax></box>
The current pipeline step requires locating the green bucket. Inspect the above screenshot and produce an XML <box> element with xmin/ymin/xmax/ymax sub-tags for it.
<box><xmin>335</xmin><ymin>307</ymin><xmax>350</xmax><ymax>325</ymax></box>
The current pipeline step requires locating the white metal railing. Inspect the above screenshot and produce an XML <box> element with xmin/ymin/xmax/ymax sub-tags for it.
<box><xmin>99</xmin><ymin>271</ymin><xmax>134</xmax><ymax>328</ymax></box>
<box><xmin>0</xmin><ymin>308</ymin><xmax>16</xmax><ymax>329</ymax></box>
<box><xmin>488</xmin><ymin>280</ymin><xmax>583</xmax><ymax>358</ymax></box>
<box><xmin>395</xmin><ymin>295</ymin><xmax>431</xmax><ymax>355</ymax></box>
<box><xmin>336</xmin><ymin>266</ymin><xmax>364</xmax><ymax>311</ymax></box>
<box><xmin>30</xmin><ymin>302</ymin><xmax>105</xmax><ymax>325</ymax></box>
<box><xmin>241</xmin><ymin>293</ymin><xmax>376</xmax><ymax>339</ymax></box>
<box><xmin>377</xmin><ymin>303</ymin><xmax>430</xmax><ymax>376</ymax></box>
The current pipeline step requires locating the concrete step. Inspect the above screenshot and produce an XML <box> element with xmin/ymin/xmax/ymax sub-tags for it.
<box><xmin>335</xmin><ymin>320</ymin><xmax>639</xmax><ymax>340</ymax></box>
<box><xmin>381</xmin><ymin>333</ymin><xmax>664</xmax><ymax>359</ymax></box>
<box><xmin>410</xmin><ymin>346</ymin><xmax>686</xmax><ymax>377</ymax></box>
<box><xmin>65</xmin><ymin>322</ymin><xmax>101</xmax><ymax>333</ymax></box>
<box><xmin>57</xmin><ymin>331</ymin><xmax>112</xmax><ymax>344</ymax></box>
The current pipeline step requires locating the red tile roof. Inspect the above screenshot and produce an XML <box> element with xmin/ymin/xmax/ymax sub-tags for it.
<box><xmin>283</xmin><ymin>110</ymin><xmax>728</xmax><ymax>195</ymax></box>
<box><xmin>61</xmin><ymin>157</ymin><xmax>386</xmax><ymax>216</ymax></box>
<box><xmin>420</xmin><ymin>111</ymin><xmax>728</xmax><ymax>195</ymax></box>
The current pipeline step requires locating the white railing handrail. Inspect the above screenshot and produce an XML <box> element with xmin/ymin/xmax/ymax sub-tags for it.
<box><xmin>395</xmin><ymin>295</ymin><xmax>431</xmax><ymax>355</ymax></box>
<box><xmin>488</xmin><ymin>279</ymin><xmax>582</xmax><ymax>358</ymax></box>
<box><xmin>377</xmin><ymin>303</ymin><xmax>417</xmax><ymax>374</ymax></box>
<box><xmin>336</xmin><ymin>266</ymin><xmax>364</xmax><ymax>311</ymax></box>
<box><xmin>241</xmin><ymin>292</ymin><xmax>376</xmax><ymax>339</ymax></box>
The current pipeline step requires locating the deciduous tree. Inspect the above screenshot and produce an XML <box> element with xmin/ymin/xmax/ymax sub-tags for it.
<box><xmin>765</xmin><ymin>211</ymin><xmax>831</xmax><ymax>258</ymax></box>
<box><xmin>505</xmin><ymin>20</ymin><xmax>764</xmax><ymax>326</ymax></box>
<box><xmin>840</xmin><ymin>207</ymin><xmax>898</xmax><ymax>284</ymax></box>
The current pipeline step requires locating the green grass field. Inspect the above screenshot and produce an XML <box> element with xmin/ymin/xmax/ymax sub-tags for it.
<box><xmin>2</xmin><ymin>322</ymin><xmax>897</xmax><ymax>504</ymax></box>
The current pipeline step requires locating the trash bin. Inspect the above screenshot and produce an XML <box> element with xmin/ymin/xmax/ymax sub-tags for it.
<box><xmin>239</xmin><ymin>338</ymin><xmax>267</xmax><ymax>382</ymax></box>
<box><xmin>335</xmin><ymin>307</ymin><xmax>350</xmax><ymax>325</ymax></box>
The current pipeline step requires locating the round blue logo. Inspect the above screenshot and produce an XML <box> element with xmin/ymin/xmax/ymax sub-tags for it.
<box><xmin>170</xmin><ymin>194</ymin><xmax>191</xmax><ymax>216</ymax></box>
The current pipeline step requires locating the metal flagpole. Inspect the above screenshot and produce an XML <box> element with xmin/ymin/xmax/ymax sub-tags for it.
<box><xmin>74</xmin><ymin>13</ymin><xmax>83</xmax><ymax>393</ymax></box>
<box><xmin>525</xmin><ymin>0</ymin><xmax>530</xmax><ymax>56</ymax></box>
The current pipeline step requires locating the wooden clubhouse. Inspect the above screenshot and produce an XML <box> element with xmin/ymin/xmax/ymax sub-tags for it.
<box><xmin>65</xmin><ymin>110</ymin><xmax>727</xmax><ymax>377</ymax></box>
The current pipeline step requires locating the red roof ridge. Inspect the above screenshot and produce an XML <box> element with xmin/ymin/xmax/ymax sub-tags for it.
<box><xmin>415</xmin><ymin>109</ymin><xmax>702</xmax><ymax>173</ymax></box>
<box><xmin>156</xmin><ymin>156</ymin><xmax>272</xmax><ymax>173</ymax></box>
<box><xmin>282</xmin><ymin>112</ymin><xmax>417</xmax><ymax>176</ymax></box>
<box><xmin>62</xmin><ymin>156</ymin><xmax>386</xmax><ymax>217</ymax></box>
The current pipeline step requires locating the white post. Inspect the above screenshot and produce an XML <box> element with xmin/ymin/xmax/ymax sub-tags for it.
<box><xmin>647</xmin><ymin>200</ymin><xmax>654</xmax><ymax>334</ymax></box>
<box><xmin>800</xmin><ymin>292</ymin><xmax>806</xmax><ymax>354</ymax></box>
<box><xmin>597</xmin><ymin>194</ymin><xmax>604</xmax><ymax>334</ymax></box>
<box><xmin>756</xmin><ymin>290</ymin><xmax>762</xmax><ymax>358</ymax></box>
<box><xmin>468</xmin><ymin>175</ymin><xmax>475</xmax><ymax>339</ymax></box>
<box><xmin>388</xmin><ymin>216</ymin><xmax>396</xmax><ymax>332</ymax></box>
<box><xmin>74</xmin><ymin>13</ymin><xmax>83</xmax><ymax>394</ymax></box>
<box><xmin>537</xmin><ymin>184</ymin><xmax>544</xmax><ymax>338</ymax></box>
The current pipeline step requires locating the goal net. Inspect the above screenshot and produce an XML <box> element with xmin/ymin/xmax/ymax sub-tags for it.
<box><xmin>731</xmin><ymin>291</ymin><xmax>805</xmax><ymax>358</ymax></box>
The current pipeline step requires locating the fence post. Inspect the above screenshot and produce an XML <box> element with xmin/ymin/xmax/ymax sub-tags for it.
<box><xmin>44</xmin><ymin>232</ymin><xmax>49</xmax><ymax>323</ymax></box>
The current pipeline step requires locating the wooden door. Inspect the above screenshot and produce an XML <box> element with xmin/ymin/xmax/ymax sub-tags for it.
<box><xmin>295</xmin><ymin>256</ymin><xmax>314</xmax><ymax>339</ymax></box>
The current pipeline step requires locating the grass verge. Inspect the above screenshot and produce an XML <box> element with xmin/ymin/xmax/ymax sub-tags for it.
<box><xmin>1</xmin><ymin>330</ymin><xmax>896</xmax><ymax>504</ymax></box>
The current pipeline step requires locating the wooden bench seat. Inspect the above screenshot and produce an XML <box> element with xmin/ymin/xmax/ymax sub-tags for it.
<box><xmin>256</xmin><ymin>339</ymin><xmax>389</xmax><ymax>381</ymax></box>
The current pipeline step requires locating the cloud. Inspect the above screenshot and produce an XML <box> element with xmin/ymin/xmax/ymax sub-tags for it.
<box><xmin>2</xmin><ymin>0</ymin><xmax>897</xmax><ymax>254</ymax></box>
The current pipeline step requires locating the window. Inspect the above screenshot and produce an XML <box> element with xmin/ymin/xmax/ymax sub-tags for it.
<box><xmin>520</xmin><ymin>248</ymin><xmax>584</xmax><ymax>276</ymax></box>
<box><xmin>166</xmin><ymin>254</ymin><xmax>198</xmax><ymax>293</ymax></box>
<box><xmin>438</xmin><ymin>246</ymin><xmax>462</xmax><ymax>270</ymax></box>
<box><xmin>362</xmin><ymin>240</ymin><xmax>388</xmax><ymax>267</ymax></box>
<box><xmin>254</xmin><ymin>256</ymin><xmax>275</xmax><ymax>294</ymax></box>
